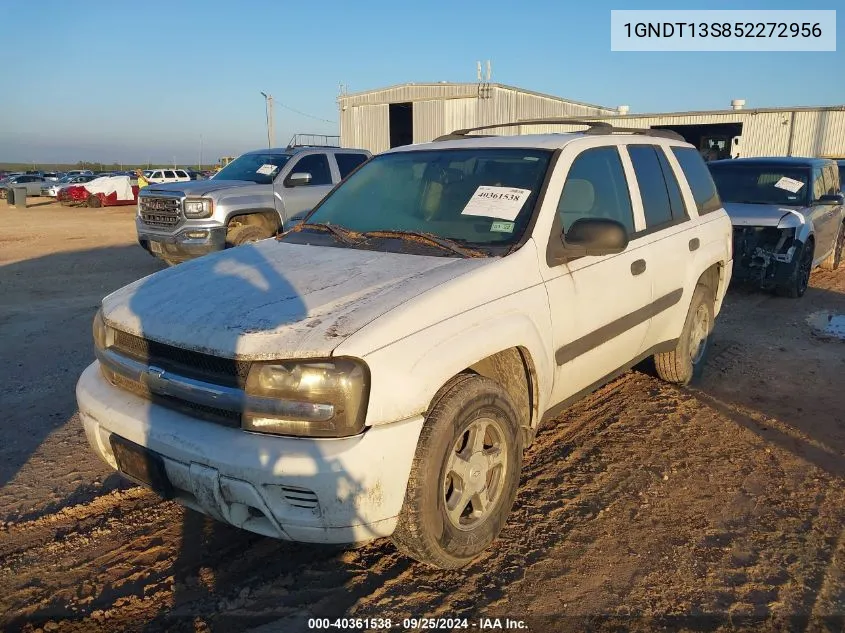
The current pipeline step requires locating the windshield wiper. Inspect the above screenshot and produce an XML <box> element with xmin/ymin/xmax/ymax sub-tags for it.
<box><xmin>286</xmin><ymin>222</ymin><xmax>364</xmax><ymax>247</ymax></box>
<box><xmin>360</xmin><ymin>230</ymin><xmax>486</xmax><ymax>258</ymax></box>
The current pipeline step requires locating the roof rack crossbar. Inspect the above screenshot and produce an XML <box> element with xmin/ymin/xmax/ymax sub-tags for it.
<box><xmin>433</xmin><ymin>117</ymin><xmax>686</xmax><ymax>142</ymax></box>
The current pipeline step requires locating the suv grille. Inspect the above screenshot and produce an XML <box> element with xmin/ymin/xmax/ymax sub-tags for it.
<box><xmin>140</xmin><ymin>197</ymin><xmax>181</xmax><ymax>228</ymax></box>
<box><xmin>112</xmin><ymin>329</ymin><xmax>251</xmax><ymax>388</ymax></box>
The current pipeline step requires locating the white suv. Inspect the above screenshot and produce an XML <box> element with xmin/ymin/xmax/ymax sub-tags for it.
<box><xmin>76</xmin><ymin>119</ymin><xmax>733</xmax><ymax>569</ymax></box>
<box><xmin>144</xmin><ymin>169</ymin><xmax>191</xmax><ymax>184</ymax></box>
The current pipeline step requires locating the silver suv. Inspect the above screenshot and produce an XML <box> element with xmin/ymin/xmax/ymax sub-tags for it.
<box><xmin>136</xmin><ymin>145</ymin><xmax>371</xmax><ymax>265</ymax></box>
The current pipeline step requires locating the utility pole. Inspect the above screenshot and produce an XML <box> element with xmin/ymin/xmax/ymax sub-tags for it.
<box><xmin>261</xmin><ymin>91</ymin><xmax>274</xmax><ymax>148</ymax></box>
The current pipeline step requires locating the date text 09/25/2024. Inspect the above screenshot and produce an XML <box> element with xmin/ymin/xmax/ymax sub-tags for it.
<box><xmin>307</xmin><ymin>617</ymin><xmax>528</xmax><ymax>630</ymax></box>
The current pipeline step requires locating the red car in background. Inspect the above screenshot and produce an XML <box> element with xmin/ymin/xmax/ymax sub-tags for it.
<box><xmin>58</xmin><ymin>176</ymin><xmax>139</xmax><ymax>208</ymax></box>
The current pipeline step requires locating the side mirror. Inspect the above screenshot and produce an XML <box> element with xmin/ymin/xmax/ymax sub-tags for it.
<box><xmin>817</xmin><ymin>193</ymin><xmax>844</xmax><ymax>205</ymax></box>
<box><xmin>562</xmin><ymin>218</ymin><xmax>629</xmax><ymax>257</ymax></box>
<box><xmin>286</xmin><ymin>172</ymin><xmax>312</xmax><ymax>187</ymax></box>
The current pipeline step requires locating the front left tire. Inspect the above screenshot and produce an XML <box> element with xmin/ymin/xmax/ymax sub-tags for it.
<box><xmin>391</xmin><ymin>374</ymin><xmax>524</xmax><ymax>569</ymax></box>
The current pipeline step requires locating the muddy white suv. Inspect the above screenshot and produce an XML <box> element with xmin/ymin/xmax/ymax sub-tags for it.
<box><xmin>76</xmin><ymin>119</ymin><xmax>733</xmax><ymax>569</ymax></box>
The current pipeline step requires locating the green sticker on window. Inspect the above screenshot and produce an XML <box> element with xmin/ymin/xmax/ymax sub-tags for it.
<box><xmin>490</xmin><ymin>221</ymin><xmax>515</xmax><ymax>233</ymax></box>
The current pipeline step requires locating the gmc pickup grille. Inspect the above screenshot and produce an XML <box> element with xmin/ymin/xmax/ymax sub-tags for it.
<box><xmin>140</xmin><ymin>197</ymin><xmax>181</xmax><ymax>228</ymax></box>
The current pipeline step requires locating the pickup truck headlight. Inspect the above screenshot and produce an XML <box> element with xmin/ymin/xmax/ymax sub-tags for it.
<box><xmin>243</xmin><ymin>358</ymin><xmax>369</xmax><ymax>437</ymax></box>
<box><xmin>183</xmin><ymin>198</ymin><xmax>213</xmax><ymax>219</ymax></box>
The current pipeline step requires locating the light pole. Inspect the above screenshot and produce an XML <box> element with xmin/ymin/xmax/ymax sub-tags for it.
<box><xmin>260</xmin><ymin>91</ymin><xmax>274</xmax><ymax>148</ymax></box>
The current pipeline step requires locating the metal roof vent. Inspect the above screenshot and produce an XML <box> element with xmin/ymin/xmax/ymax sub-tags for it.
<box><xmin>617</xmin><ymin>105</ymin><xmax>630</xmax><ymax>115</ymax></box>
<box><xmin>731</xmin><ymin>99</ymin><xmax>746</xmax><ymax>110</ymax></box>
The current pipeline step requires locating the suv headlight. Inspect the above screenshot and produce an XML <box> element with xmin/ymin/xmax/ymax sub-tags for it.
<box><xmin>243</xmin><ymin>358</ymin><xmax>369</xmax><ymax>437</ymax></box>
<box><xmin>183</xmin><ymin>198</ymin><xmax>213</xmax><ymax>219</ymax></box>
<box><xmin>92</xmin><ymin>307</ymin><xmax>110</xmax><ymax>351</ymax></box>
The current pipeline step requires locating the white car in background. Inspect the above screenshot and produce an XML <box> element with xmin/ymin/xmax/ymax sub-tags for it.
<box><xmin>144</xmin><ymin>169</ymin><xmax>192</xmax><ymax>184</ymax></box>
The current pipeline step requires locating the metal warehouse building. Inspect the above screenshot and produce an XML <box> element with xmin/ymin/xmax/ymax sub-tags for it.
<box><xmin>337</xmin><ymin>83</ymin><xmax>617</xmax><ymax>154</ymax></box>
<box><xmin>338</xmin><ymin>83</ymin><xmax>845</xmax><ymax>159</ymax></box>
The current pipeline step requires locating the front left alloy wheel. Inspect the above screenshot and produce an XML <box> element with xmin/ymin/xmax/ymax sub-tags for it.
<box><xmin>391</xmin><ymin>374</ymin><xmax>524</xmax><ymax>569</ymax></box>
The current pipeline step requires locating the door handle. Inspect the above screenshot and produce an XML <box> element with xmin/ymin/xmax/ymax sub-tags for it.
<box><xmin>689</xmin><ymin>238</ymin><xmax>700</xmax><ymax>251</ymax></box>
<box><xmin>631</xmin><ymin>259</ymin><xmax>647</xmax><ymax>276</ymax></box>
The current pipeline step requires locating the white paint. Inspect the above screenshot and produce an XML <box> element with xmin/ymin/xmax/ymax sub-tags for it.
<box><xmin>79</xmin><ymin>131</ymin><xmax>735</xmax><ymax>545</ymax></box>
<box><xmin>76</xmin><ymin>363</ymin><xmax>424</xmax><ymax>543</ymax></box>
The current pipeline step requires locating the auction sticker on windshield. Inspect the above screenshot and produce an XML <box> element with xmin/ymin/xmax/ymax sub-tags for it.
<box><xmin>461</xmin><ymin>186</ymin><xmax>532</xmax><ymax>221</ymax></box>
<box><xmin>256</xmin><ymin>164</ymin><xmax>278</xmax><ymax>176</ymax></box>
<box><xmin>774</xmin><ymin>176</ymin><xmax>804</xmax><ymax>193</ymax></box>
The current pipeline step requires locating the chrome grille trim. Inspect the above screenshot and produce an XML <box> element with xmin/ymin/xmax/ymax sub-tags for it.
<box><xmin>140</xmin><ymin>196</ymin><xmax>182</xmax><ymax>228</ymax></box>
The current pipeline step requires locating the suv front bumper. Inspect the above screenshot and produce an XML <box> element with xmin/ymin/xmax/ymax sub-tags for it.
<box><xmin>76</xmin><ymin>362</ymin><xmax>423</xmax><ymax>544</ymax></box>
<box><xmin>137</xmin><ymin>221</ymin><xmax>227</xmax><ymax>263</ymax></box>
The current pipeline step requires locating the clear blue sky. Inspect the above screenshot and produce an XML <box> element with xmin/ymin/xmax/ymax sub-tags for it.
<box><xmin>1</xmin><ymin>0</ymin><xmax>842</xmax><ymax>165</ymax></box>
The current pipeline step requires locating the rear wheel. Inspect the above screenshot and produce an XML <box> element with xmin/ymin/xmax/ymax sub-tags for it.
<box><xmin>86</xmin><ymin>194</ymin><xmax>101</xmax><ymax>208</ymax></box>
<box><xmin>391</xmin><ymin>375</ymin><xmax>524</xmax><ymax>569</ymax></box>
<box><xmin>776</xmin><ymin>239</ymin><xmax>814</xmax><ymax>298</ymax></box>
<box><xmin>654</xmin><ymin>283</ymin><xmax>714</xmax><ymax>386</ymax></box>
<box><xmin>225</xmin><ymin>224</ymin><xmax>270</xmax><ymax>247</ymax></box>
<box><xmin>819</xmin><ymin>223</ymin><xmax>844</xmax><ymax>271</ymax></box>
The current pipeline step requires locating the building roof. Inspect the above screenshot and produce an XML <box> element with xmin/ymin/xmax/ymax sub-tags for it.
<box><xmin>595</xmin><ymin>105</ymin><xmax>845</xmax><ymax>119</ymax></box>
<box><xmin>338</xmin><ymin>82</ymin><xmax>615</xmax><ymax>112</ymax></box>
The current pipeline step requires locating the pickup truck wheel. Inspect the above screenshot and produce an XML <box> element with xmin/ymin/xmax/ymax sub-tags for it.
<box><xmin>654</xmin><ymin>284</ymin><xmax>714</xmax><ymax>386</ymax></box>
<box><xmin>391</xmin><ymin>374</ymin><xmax>523</xmax><ymax>569</ymax></box>
<box><xmin>819</xmin><ymin>224</ymin><xmax>844</xmax><ymax>271</ymax></box>
<box><xmin>776</xmin><ymin>240</ymin><xmax>814</xmax><ymax>298</ymax></box>
<box><xmin>86</xmin><ymin>194</ymin><xmax>101</xmax><ymax>208</ymax></box>
<box><xmin>226</xmin><ymin>224</ymin><xmax>270</xmax><ymax>247</ymax></box>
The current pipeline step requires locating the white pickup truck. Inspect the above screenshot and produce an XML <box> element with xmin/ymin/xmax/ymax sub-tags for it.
<box><xmin>77</xmin><ymin>119</ymin><xmax>733</xmax><ymax>569</ymax></box>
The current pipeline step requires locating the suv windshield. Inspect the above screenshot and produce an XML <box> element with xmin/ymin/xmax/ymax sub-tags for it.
<box><xmin>303</xmin><ymin>148</ymin><xmax>552</xmax><ymax>249</ymax></box>
<box><xmin>708</xmin><ymin>163</ymin><xmax>811</xmax><ymax>206</ymax></box>
<box><xmin>213</xmin><ymin>153</ymin><xmax>292</xmax><ymax>184</ymax></box>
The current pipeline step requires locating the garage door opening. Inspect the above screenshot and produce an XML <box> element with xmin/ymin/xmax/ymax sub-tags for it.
<box><xmin>653</xmin><ymin>123</ymin><xmax>744</xmax><ymax>160</ymax></box>
<box><xmin>389</xmin><ymin>102</ymin><xmax>414</xmax><ymax>148</ymax></box>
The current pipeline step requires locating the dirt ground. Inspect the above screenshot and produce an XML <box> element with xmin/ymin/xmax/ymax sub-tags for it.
<box><xmin>0</xmin><ymin>202</ymin><xmax>843</xmax><ymax>633</ymax></box>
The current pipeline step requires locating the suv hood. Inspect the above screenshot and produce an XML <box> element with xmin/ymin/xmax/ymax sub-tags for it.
<box><xmin>723</xmin><ymin>202</ymin><xmax>808</xmax><ymax>227</ymax></box>
<box><xmin>102</xmin><ymin>241</ymin><xmax>491</xmax><ymax>360</ymax></box>
<box><xmin>143</xmin><ymin>179</ymin><xmax>261</xmax><ymax>196</ymax></box>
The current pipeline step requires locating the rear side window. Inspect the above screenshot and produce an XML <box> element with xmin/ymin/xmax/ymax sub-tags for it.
<box><xmin>556</xmin><ymin>147</ymin><xmax>634</xmax><ymax>234</ymax></box>
<box><xmin>335</xmin><ymin>153</ymin><xmax>369</xmax><ymax>179</ymax></box>
<box><xmin>628</xmin><ymin>145</ymin><xmax>674</xmax><ymax>229</ymax></box>
<box><xmin>656</xmin><ymin>148</ymin><xmax>688</xmax><ymax>219</ymax></box>
<box><xmin>290</xmin><ymin>154</ymin><xmax>332</xmax><ymax>186</ymax></box>
<box><xmin>175</xmin><ymin>170</ymin><xmax>188</xmax><ymax>178</ymax></box>
<box><xmin>671</xmin><ymin>147</ymin><xmax>722</xmax><ymax>215</ymax></box>
<box><xmin>164</xmin><ymin>170</ymin><xmax>176</xmax><ymax>179</ymax></box>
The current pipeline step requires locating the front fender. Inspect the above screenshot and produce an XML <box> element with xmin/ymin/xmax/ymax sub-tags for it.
<box><xmin>357</xmin><ymin>303</ymin><xmax>554</xmax><ymax>428</ymax></box>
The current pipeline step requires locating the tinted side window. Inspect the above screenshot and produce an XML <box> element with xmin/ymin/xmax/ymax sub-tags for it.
<box><xmin>628</xmin><ymin>145</ymin><xmax>673</xmax><ymax>229</ymax></box>
<box><xmin>671</xmin><ymin>147</ymin><xmax>722</xmax><ymax>215</ymax></box>
<box><xmin>164</xmin><ymin>170</ymin><xmax>176</xmax><ymax>179</ymax></box>
<box><xmin>657</xmin><ymin>148</ymin><xmax>688</xmax><ymax>219</ymax></box>
<box><xmin>291</xmin><ymin>154</ymin><xmax>332</xmax><ymax>186</ymax></box>
<box><xmin>335</xmin><ymin>153</ymin><xmax>369</xmax><ymax>179</ymax></box>
<box><xmin>175</xmin><ymin>170</ymin><xmax>188</xmax><ymax>178</ymax></box>
<box><xmin>556</xmin><ymin>147</ymin><xmax>634</xmax><ymax>234</ymax></box>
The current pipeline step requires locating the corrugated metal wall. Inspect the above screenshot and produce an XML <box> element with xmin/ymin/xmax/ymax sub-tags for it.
<box><xmin>339</xmin><ymin>83</ymin><xmax>845</xmax><ymax>157</ymax></box>
<box><xmin>340</xmin><ymin>84</ymin><xmax>616</xmax><ymax>153</ymax></box>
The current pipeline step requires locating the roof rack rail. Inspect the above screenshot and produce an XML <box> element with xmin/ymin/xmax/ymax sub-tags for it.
<box><xmin>433</xmin><ymin>118</ymin><xmax>686</xmax><ymax>142</ymax></box>
<box><xmin>287</xmin><ymin>133</ymin><xmax>341</xmax><ymax>149</ymax></box>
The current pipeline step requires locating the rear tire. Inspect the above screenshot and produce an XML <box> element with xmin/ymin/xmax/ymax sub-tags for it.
<box><xmin>391</xmin><ymin>374</ymin><xmax>524</xmax><ymax>569</ymax></box>
<box><xmin>86</xmin><ymin>194</ymin><xmax>101</xmax><ymax>208</ymax></box>
<box><xmin>776</xmin><ymin>239</ymin><xmax>814</xmax><ymax>298</ymax></box>
<box><xmin>225</xmin><ymin>224</ymin><xmax>270</xmax><ymax>247</ymax></box>
<box><xmin>819</xmin><ymin>224</ymin><xmax>843</xmax><ymax>271</ymax></box>
<box><xmin>654</xmin><ymin>284</ymin><xmax>714</xmax><ymax>386</ymax></box>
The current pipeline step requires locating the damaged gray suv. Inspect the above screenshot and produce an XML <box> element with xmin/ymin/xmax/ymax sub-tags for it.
<box><xmin>709</xmin><ymin>157</ymin><xmax>845</xmax><ymax>298</ymax></box>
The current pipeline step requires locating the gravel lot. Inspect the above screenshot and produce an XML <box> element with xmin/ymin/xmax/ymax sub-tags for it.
<box><xmin>1</xmin><ymin>202</ymin><xmax>843</xmax><ymax>632</ymax></box>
